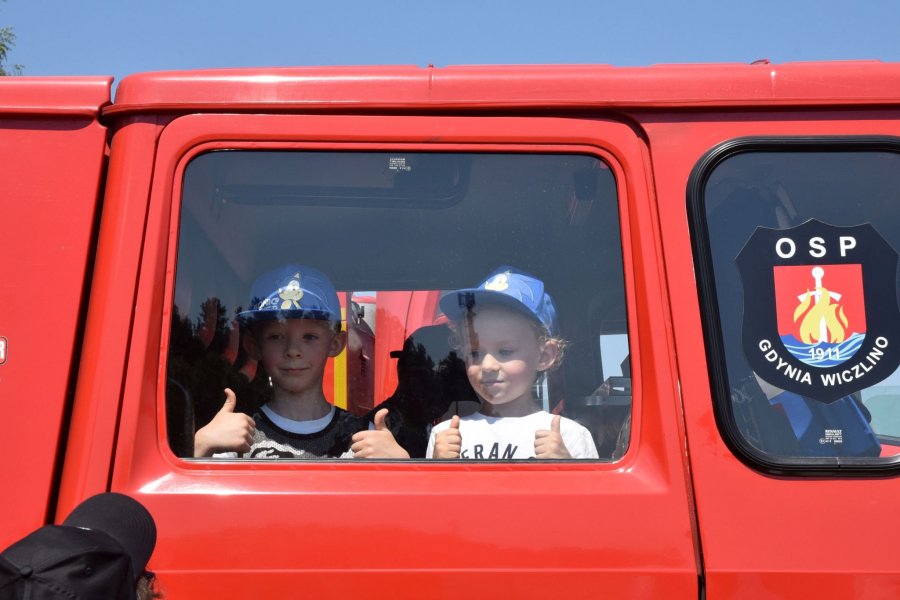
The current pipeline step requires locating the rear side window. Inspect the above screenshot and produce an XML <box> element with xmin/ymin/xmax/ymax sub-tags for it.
<box><xmin>166</xmin><ymin>151</ymin><xmax>632</xmax><ymax>461</ymax></box>
<box><xmin>691</xmin><ymin>139</ymin><xmax>900</xmax><ymax>472</ymax></box>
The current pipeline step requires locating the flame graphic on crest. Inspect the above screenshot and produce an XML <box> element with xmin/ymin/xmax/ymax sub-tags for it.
<box><xmin>792</xmin><ymin>267</ymin><xmax>850</xmax><ymax>344</ymax></box>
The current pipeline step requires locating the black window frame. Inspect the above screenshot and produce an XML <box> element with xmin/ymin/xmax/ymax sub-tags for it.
<box><xmin>688</xmin><ymin>136</ymin><xmax>900</xmax><ymax>477</ymax></box>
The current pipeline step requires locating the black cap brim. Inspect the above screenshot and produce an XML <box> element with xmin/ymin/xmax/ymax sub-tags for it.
<box><xmin>62</xmin><ymin>493</ymin><xmax>156</xmax><ymax>582</ymax></box>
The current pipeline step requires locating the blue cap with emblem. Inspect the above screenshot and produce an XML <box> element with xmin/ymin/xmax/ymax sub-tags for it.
<box><xmin>439</xmin><ymin>266</ymin><xmax>558</xmax><ymax>335</ymax></box>
<box><xmin>237</xmin><ymin>264</ymin><xmax>341</xmax><ymax>324</ymax></box>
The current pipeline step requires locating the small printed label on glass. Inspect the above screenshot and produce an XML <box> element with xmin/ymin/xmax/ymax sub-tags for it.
<box><xmin>388</xmin><ymin>157</ymin><xmax>412</xmax><ymax>172</ymax></box>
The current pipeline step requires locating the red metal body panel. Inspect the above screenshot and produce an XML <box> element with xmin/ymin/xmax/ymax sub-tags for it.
<box><xmin>0</xmin><ymin>77</ymin><xmax>110</xmax><ymax>547</ymax></box>
<box><xmin>0</xmin><ymin>76</ymin><xmax>111</xmax><ymax>116</ymax></box>
<box><xmin>4</xmin><ymin>63</ymin><xmax>898</xmax><ymax>598</ymax></box>
<box><xmin>56</xmin><ymin>116</ymin><xmax>169</xmax><ymax>517</ymax></box>
<box><xmin>646</xmin><ymin>110</ymin><xmax>900</xmax><ymax>597</ymax></box>
<box><xmin>77</xmin><ymin>113</ymin><xmax>697</xmax><ymax>598</ymax></box>
<box><xmin>107</xmin><ymin>62</ymin><xmax>900</xmax><ymax>115</ymax></box>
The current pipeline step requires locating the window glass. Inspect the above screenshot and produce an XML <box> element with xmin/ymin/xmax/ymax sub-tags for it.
<box><xmin>167</xmin><ymin>151</ymin><xmax>629</xmax><ymax>461</ymax></box>
<box><xmin>697</xmin><ymin>145</ymin><xmax>900</xmax><ymax>463</ymax></box>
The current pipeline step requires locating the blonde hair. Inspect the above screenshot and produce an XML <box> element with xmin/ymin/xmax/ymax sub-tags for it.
<box><xmin>537</xmin><ymin>330</ymin><xmax>567</xmax><ymax>372</ymax></box>
<box><xmin>137</xmin><ymin>573</ymin><xmax>163</xmax><ymax>600</ymax></box>
<box><xmin>447</xmin><ymin>304</ymin><xmax>567</xmax><ymax>372</ymax></box>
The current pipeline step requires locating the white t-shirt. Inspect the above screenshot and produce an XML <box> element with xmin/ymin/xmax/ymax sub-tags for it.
<box><xmin>262</xmin><ymin>403</ymin><xmax>335</xmax><ymax>433</ymax></box>
<box><xmin>426</xmin><ymin>411</ymin><xmax>599</xmax><ymax>459</ymax></box>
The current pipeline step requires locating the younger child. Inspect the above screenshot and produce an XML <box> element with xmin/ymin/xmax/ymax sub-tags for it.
<box><xmin>193</xmin><ymin>264</ymin><xmax>407</xmax><ymax>459</ymax></box>
<box><xmin>427</xmin><ymin>267</ymin><xmax>599</xmax><ymax>460</ymax></box>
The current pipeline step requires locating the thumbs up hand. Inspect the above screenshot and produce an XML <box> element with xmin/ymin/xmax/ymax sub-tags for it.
<box><xmin>193</xmin><ymin>388</ymin><xmax>257</xmax><ymax>457</ymax></box>
<box><xmin>351</xmin><ymin>408</ymin><xmax>410</xmax><ymax>459</ymax></box>
<box><xmin>433</xmin><ymin>415</ymin><xmax>462</xmax><ymax>459</ymax></box>
<box><xmin>534</xmin><ymin>414</ymin><xmax>572</xmax><ymax>459</ymax></box>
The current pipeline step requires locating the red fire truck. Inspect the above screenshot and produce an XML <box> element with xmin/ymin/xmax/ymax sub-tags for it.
<box><xmin>3</xmin><ymin>62</ymin><xmax>900</xmax><ymax>598</ymax></box>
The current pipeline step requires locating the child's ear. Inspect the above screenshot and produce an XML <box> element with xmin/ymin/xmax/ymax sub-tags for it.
<box><xmin>242</xmin><ymin>331</ymin><xmax>261</xmax><ymax>360</ymax></box>
<box><xmin>536</xmin><ymin>339</ymin><xmax>560</xmax><ymax>372</ymax></box>
<box><xmin>329</xmin><ymin>329</ymin><xmax>348</xmax><ymax>357</ymax></box>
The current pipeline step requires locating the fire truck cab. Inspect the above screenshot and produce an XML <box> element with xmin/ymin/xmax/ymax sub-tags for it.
<box><xmin>2</xmin><ymin>62</ymin><xmax>900</xmax><ymax>598</ymax></box>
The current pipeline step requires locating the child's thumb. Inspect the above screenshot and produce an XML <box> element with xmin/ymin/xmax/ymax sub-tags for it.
<box><xmin>220</xmin><ymin>388</ymin><xmax>237</xmax><ymax>413</ymax></box>
<box><xmin>551</xmin><ymin>414</ymin><xmax>561</xmax><ymax>433</ymax></box>
<box><xmin>374</xmin><ymin>408</ymin><xmax>389</xmax><ymax>431</ymax></box>
<box><xmin>450</xmin><ymin>415</ymin><xmax>460</xmax><ymax>430</ymax></box>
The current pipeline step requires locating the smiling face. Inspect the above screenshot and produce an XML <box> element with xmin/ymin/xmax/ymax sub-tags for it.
<box><xmin>460</xmin><ymin>305</ymin><xmax>558</xmax><ymax>417</ymax></box>
<box><xmin>245</xmin><ymin>318</ymin><xmax>345</xmax><ymax>396</ymax></box>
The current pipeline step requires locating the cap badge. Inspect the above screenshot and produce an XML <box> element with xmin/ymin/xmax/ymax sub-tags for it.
<box><xmin>278</xmin><ymin>273</ymin><xmax>305</xmax><ymax>309</ymax></box>
<box><xmin>484</xmin><ymin>272</ymin><xmax>510</xmax><ymax>291</ymax></box>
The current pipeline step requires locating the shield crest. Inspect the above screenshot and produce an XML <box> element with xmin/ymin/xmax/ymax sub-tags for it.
<box><xmin>773</xmin><ymin>263</ymin><xmax>865</xmax><ymax>368</ymax></box>
<box><xmin>736</xmin><ymin>219</ymin><xmax>900</xmax><ymax>402</ymax></box>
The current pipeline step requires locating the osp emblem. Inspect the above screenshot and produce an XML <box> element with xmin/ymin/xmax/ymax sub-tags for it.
<box><xmin>736</xmin><ymin>219</ymin><xmax>900</xmax><ymax>402</ymax></box>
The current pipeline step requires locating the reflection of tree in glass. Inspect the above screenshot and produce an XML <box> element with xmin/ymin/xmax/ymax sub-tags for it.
<box><xmin>437</xmin><ymin>352</ymin><xmax>479</xmax><ymax>415</ymax></box>
<box><xmin>166</xmin><ymin>301</ymin><xmax>270</xmax><ymax>456</ymax></box>
<box><xmin>375</xmin><ymin>325</ymin><xmax>478</xmax><ymax>458</ymax></box>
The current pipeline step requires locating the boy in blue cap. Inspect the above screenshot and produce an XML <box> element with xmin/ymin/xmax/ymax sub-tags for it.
<box><xmin>427</xmin><ymin>267</ymin><xmax>598</xmax><ymax>460</ymax></box>
<box><xmin>193</xmin><ymin>265</ymin><xmax>408</xmax><ymax>459</ymax></box>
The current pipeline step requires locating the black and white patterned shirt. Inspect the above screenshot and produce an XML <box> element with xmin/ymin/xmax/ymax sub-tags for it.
<box><xmin>225</xmin><ymin>404</ymin><xmax>369</xmax><ymax>459</ymax></box>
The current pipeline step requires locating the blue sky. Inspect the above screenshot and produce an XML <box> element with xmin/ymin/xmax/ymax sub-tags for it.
<box><xmin>4</xmin><ymin>0</ymin><xmax>900</xmax><ymax>81</ymax></box>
